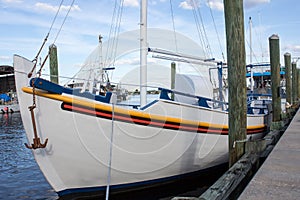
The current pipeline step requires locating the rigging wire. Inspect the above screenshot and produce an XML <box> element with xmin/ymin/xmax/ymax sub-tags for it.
<box><xmin>206</xmin><ymin>0</ymin><xmax>225</xmax><ymax>62</ymax></box>
<box><xmin>193</xmin><ymin>0</ymin><xmax>213</xmax><ymax>58</ymax></box>
<box><xmin>52</xmin><ymin>0</ymin><xmax>76</xmax><ymax>44</ymax></box>
<box><xmin>190</xmin><ymin>4</ymin><xmax>207</xmax><ymax>58</ymax></box>
<box><xmin>245</xmin><ymin>19</ymin><xmax>260</xmax><ymax>64</ymax></box>
<box><xmin>29</xmin><ymin>0</ymin><xmax>65</xmax><ymax>77</ymax></box>
<box><xmin>48</xmin><ymin>0</ymin><xmax>65</xmax><ymax>40</ymax></box>
<box><xmin>104</xmin><ymin>0</ymin><xmax>124</xmax><ymax>67</ymax></box>
<box><xmin>104</xmin><ymin>1</ymin><xmax>118</xmax><ymax>65</ymax></box>
<box><xmin>169</xmin><ymin>0</ymin><xmax>178</xmax><ymax>53</ymax></box>
<box><xmin>190</xmin><ymin>0</ymin><xmax>212</xmax><ymax>58</ymax></box>
<box><xmin>36</xmin><ymin>0</ymin><xmax>76</xmax><ymax>77</ymax></box>
<box><xmin>112</xmin><ymin>0</ymin><xmax>124</xmax><ymax>64</ymax></box>
<box><xmin>257</xmin><ymin>12</ymin><xmax>266</xmax><ymax>62</ymax></box>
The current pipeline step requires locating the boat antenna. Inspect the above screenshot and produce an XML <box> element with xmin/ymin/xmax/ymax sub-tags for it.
<box><xmin>28</xmin><ymin>0</ymin><xmax>65</xmax><ymax>78</ymax></box>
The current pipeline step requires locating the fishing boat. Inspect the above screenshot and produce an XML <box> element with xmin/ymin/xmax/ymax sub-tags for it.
<box><xmin>14</xmin><ymin>1</ymin><xmax>268</xmax><ymax>198</ymax></box>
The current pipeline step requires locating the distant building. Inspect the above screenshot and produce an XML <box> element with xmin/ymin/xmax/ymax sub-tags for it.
<box><xmin>0</xmin><ymin>65</ymin><xmax>15</xmax><ymax>93</ymax></box>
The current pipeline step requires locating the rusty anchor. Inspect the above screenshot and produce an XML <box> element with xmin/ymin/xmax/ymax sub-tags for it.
<box><xmin>25</xmin><ymin>105</ymin><xmax>48</xmax><ymax>149</ymax></box>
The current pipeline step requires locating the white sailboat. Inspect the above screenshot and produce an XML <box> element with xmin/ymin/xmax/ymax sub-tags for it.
<box><xmin>14</xmin><ymin>1</ymin><xmax>268</xmax><ymax>198</ymax></box>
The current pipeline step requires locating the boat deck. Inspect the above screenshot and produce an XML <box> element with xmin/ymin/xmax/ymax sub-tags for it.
<box><xmin>239</xmin><ymin>108</ymin><xmax>300</xmax><ymax>199</ymax></box>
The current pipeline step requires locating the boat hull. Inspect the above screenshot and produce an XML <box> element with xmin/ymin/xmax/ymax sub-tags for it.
<box><xmin>14</xmin><ymin>55</ymin><xmax>267</xmax><ymax>198</ymax></box>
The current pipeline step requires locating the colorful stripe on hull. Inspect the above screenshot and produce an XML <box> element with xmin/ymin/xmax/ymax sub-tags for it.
<box><xmin>22</xmin><ymin>87</ymin><xmax>267</xmax><ymax>135</ymax></box>
<box><xmin>61</xmin><ymin>102</ymin><xmax>266</xmax><ymax>135</ymax></box>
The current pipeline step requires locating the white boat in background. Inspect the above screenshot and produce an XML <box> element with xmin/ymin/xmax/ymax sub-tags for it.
<box><xmin>0</xmin><ymin>103</ymin><xmax>19</xmax><ymax>114</ymax></box>
<box><xmin>14</xmin><ymin>1</ymin><xmax>268</xmax><ymax>199</ymax></box>
<box><xmin>0</xmin><ymin>93</ymin><xmax>19</xmax><ymax>114</ymax></box>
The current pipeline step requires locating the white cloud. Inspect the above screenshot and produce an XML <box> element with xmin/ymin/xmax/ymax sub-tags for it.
<box><xmin>244</xmin><ymin>0</ymin><xmax>270</xmax><ymax>9</ymax></box>
<box><xmin>124</xmin><ymin>0</ymin><xmax>139</xmax><ymax>7</ymax></box>
<box><xmin>179</xmin><ymin>0</ymin><xmax>200</xmax><ymax>10</ymax></box>
<box><xmin>2</xmin><ymin>0</ymin><xmax>22</xmax><ymax>3</ymax></box>
<box><xmin>283</xmin><ymin>44</ymin><xmax>300</xmax><ymax>54</ymax></box>
<box><xmin>0</xmin><ymin>55</ymin><xmax>11</xmax><ymax>62</ymax></box>
<box><xmin>205</xmin><ymin>0</ymin><xmax>270</xmax><ymax>11</ymax></box>
<box><xmin>207</xmin><ymin>0</ymin><xmax>223</xmax><ymax>11</ymax></box>
<box><xmin>34</xmin><ymin>2</ymin><xmax>81</xmax><ymax>13</ymax></box>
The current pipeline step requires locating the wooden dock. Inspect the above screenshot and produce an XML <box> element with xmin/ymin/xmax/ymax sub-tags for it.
<box><xmin>238</xmin><ymin>108</ymin><xmax>300</xmax><ymax>199</ymax></box>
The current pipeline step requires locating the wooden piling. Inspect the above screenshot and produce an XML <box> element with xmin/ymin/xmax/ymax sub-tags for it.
<box><xmin>224</xmin><ymin>0</ymin><xmax>247</xmax><ymax>167</ymax></box>
<box><xmin>49</xmin><ymin>44</ymin><xmax>59</xmax><ymax>84</ymax></box>
<box><xmin>269</xmin><ymin>34</ymin><xmax>281</xmax><ymax>124</ymax></box>
<box><xmin>284</xmin><ymin>53</ymin><xmax>292</xmax><ymax>106</ymax></box>
<box><xmin>292</xmin><ymin>62</ymin><xmax>297</xmax><ymax>104</ymax></box>
<box><xmin>297</xmin><ymin>68</ymin><xmax>300</xmax><ymax>99</ymax></box>
<box><xmin>171</xmin><ymin>62</ymin><xmax>176</xmax><ymax>100</ymax></box>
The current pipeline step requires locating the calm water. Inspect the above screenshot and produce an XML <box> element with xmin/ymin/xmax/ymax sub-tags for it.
<box><xmin>0</xmin><ymin>113</ymin><xmax>58</xmax><ymax>200</ymax></box>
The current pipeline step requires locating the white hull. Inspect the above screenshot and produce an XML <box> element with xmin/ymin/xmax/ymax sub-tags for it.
<box><xmin>14</xmin><ymin>55</ymin><xmax>267</xmax><ymax>197</ymax></box>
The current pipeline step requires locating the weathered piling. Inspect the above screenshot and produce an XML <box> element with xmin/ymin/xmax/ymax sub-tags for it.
<box><xmin>171</xmin><ymin>62</ymin><xmax>176</xmax><ymax>100</ymax></box>
<box><xmin>292</xmin><ymin>61</ymin><xmax>297</xmax><ymax>104</ymax></box>
<box><xmin>269</xmin><ymin>35</ymin><xmax>282</xmax><ymax>126</ymax></box>
<box><xmin>284</xmin><ymin>53</ymin><xmax>292</xmax><ymax>106</ymax></box>
<box><xmin>224</xmin><ymin>0</ymin><xmax>247</xmax><ymax>167</ymax></box>
<box><xmin>298</xmin><ymin>68</ymin><xmax>300</xmax><ymax>99</ymax></box>
<box><xmin>49</xmin><ymin>44</ymin><xmax>59</xmax><ymax>84</ymax></box>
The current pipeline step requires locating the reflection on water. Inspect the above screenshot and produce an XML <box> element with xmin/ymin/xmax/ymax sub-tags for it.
<box><xmin>0</xmin><ymin>113</ymin><xmax>58</xmax><ymax>200</ymax></box>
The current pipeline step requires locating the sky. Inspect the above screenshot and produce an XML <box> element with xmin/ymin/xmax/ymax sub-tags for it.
<box><xmin>1</xmin><ymin>0</ymin><xmax>300</xmax><ymax>84</ymax></box>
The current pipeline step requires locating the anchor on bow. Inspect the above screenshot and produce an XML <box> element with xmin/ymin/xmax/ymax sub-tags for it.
<box><xmin>25</xmin><ymin>105</ymin><xmax>48</xmax><ymax>149</ymax></box>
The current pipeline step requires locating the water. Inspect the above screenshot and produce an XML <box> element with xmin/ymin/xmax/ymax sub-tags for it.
<box><xmin>0</xmin><ymin>113</ymin><xmax>58</xmax><ymax>200</ymax></box>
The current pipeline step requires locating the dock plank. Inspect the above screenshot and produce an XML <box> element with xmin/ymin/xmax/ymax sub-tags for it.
<box><xmin>239</xmin><ymin>109</ymin><xmax>300</xmax><ymax>199</ymax></box>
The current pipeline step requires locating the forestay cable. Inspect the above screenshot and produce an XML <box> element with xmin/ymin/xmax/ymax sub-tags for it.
<box><xmin>36</xmin><ymin>0</ymin><xmax>77</xmax><ymax>75</ymax></box>
<box><xmin>28</xmin><ymin>0</ymin><xmax>65</xmax><ymax>77</ymax></box>
<box><xmin>52</xmin><ymin>0</ymin><xmax>76</xmax><ymax>44</ymax></box>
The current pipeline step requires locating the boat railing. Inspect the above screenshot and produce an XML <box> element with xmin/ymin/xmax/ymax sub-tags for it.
<box><xmin>247</xmin><ymin>93</ymin><xmax>272</xmax><ymax>114</ymax></box>
<box><xmin>158</xmin><ymin>88</ymin><xmax>228</xmax><ymax>110</ymax></box>
<box><xmin>159</xmin><ymin>88</ymin><xmax>270</xmax><ymax>115</ymax></box>
<box><xmin>30</xmin><ymin>78</ymin><xmax>112</xmax><ymax>103</ymax></box>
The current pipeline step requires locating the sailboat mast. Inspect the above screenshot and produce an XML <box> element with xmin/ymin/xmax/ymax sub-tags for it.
<box><xmin>249</xmin><ymin>17</ymin><xmax>254</xmax><ymax>92</ymax></box>
<box><xmin>140</xmin><ymin>0</ymin><xmax>147</xmax><ymax>107</ymax></box>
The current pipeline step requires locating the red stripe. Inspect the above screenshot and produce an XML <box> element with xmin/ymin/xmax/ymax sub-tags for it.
<box><xmin>63</xmin><ymin>104</ymin><xmax>263</xmax><ymax>135</ymax></box>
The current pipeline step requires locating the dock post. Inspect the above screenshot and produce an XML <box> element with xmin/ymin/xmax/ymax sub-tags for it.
<box><xmin>284</xmin><ymin>53</ymin><xmax>292</xmax><ymax>107</ymax></box>
<box><xmin>297</xmin><ymin>68</ymin><xmax>300</xmax><ymax>99</ymax></box>
<box><xmin>292</xmin><ymin>61</ymin><xmax>297</xmax><ymax>104</ymax></box>
<box><xmin>224</xmin><ymin>0</ymin><xmax>247</xmax><ymax>167</ymax></box>
<box><xmin>171</xmin><ymin>62</ymin><xmax>176</xmax><ymax>100</ymax></box>
<box><xmin>269</xmin><ymin>35</ymin><xmax>282</xmax><ymax>129</ymax></box>
<box><xmin>49</xmin><ymin>44</ymin><xmax>59</xmax><ymax>84</ymax></box>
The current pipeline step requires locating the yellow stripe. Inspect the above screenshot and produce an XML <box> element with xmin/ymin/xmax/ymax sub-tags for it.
<box><xmin>22</xmin><ymin>87</ymin><xmax>265</xmax><ymax>130</ymax></box>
